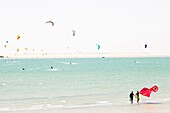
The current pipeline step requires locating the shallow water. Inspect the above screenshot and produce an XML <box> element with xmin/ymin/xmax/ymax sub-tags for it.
<box><xmin>0</xmin><ymin>57</ymin><xmax>170</xmax><ymax>111</ymax></box>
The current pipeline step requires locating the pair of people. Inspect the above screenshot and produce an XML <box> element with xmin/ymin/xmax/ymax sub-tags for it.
<box><xmin>129</xmin><ymin>91</ymin><xmax>140</xmax><ymax>104</ymax></box>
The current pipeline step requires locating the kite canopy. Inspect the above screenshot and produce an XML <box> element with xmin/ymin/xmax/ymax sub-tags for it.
<box><xmin>96</xmin><ymin>44</ymin><xmax>100</xmax><ymax>50</ymax></box>
<box><xmin>150</xmin><ymin>85</ymin><xmax>158</xmax><ymax>92</ymax></box>
<box><xmin>4</xmin><ymin>45</ymin><xmax>7</xmax><ymax>48</ymax></box>
<box><xmin>17</xmin><ymin>35</ymin><xmax>20</xmax><ymax>40</ymax></box>
<box><xmin>46</xmin><ymin>21</ymin><xmax>54</xmax><ymax>26</ymax></box>
<box><xmin>24</xmin><ymin>48</ymin><xmax>28</xmax><ymax>51</ymax></box>
<box><xmin>140</xmin><ymin>85</ymin><xmax>158</xmax><ymax>97</ymax></box>
<box><xmin>16</xmin><ymin>48</ymin><xmax>19</xmax><ymax>52</ymax></box>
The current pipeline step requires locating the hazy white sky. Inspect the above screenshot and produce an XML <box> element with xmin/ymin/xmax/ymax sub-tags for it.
<box><xmin>1</xmin><ymin>0</ymin><xmax>170</xmax><ymax>54</ymax></box>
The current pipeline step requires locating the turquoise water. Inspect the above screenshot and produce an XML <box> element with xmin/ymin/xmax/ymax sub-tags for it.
<box><xmin>0</xmin><ymin>57</ymin><xmax>170</xmax><ymax>111</ymax></box>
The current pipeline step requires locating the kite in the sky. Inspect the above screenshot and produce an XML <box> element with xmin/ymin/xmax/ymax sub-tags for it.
<box><xmin>16</xmin><ymin>48</ymin><xmax>19</xmax><ymax>52</ymax></box>
<box><xmin>46</xmin><ymin>21</ymin><xmax>54</xmax><ymax>26</ymax></box>
<box><xmin>96</xmin><ymin>44</ymin><xmax>100</xmax><ymax>50</ymax></box>
<box><xmin>17</xmin><ymin>35</ymin><xmax>20</xmax><ymax>40</ymax></box>
<box><xmin>4</xmin><ymin>41</ymin><xmax>8</xmax><ymax>48</ymax></box>
<box><xmin>140</xmin><ymin>85</ymin><xmax>158</xmax><ymax>97</ymax></box>
<box><xmin>24</xmin><ymin>48</ymin><xmax>28</xmax><ymax>51</ymax></box>
<box><xmin>72</xmin><ymin>30</ymin><xmax>76</xmax><ymax>36</ymax></box>
<box><xmin>145</xmin><ymin>44</ymin><xmax>147</xmax><ymax>48</ymax></box>
<box><xmin>4</xmin><ymin>45</ymin><xmax>7</xmax><ymax>48</ymax></box>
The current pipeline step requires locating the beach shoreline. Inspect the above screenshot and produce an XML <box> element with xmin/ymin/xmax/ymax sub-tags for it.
<box><xmin>2</xmin><ymin>103</ymin><xmax>170</xmax><ymax>113</ymax></box>
<box><xmin>2</xmin><ymin>52</ymin><xmax>170</xmax><ymax>59</ymax></box>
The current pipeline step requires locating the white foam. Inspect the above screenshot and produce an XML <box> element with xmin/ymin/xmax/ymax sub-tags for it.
<box><xmin>135</xmin><ymin>61</ymin><xmax>147</xmax><ymax>64</ymax></box>
<box><xmin>31</xmin><ymin>105</ymin><xmax>44</xmax><ymax>109</ymax></box>
<box><xmin>2</xmin><ymin>83</ymin><xmax>6</xmax><ymax>86</ymax></box>
<box><xmin>64</xmin><ymin>102</ymin><xmax>112</xmax><ymax>109</ymax></box>
<box><xmin>47</xmin><ymin>68</ymin><xmax>58</xmax><ymax>71</ymax></box>
<box><xmin>0</xmin><ymin>108</ymin><xmax>10</xmax><ymax>111</ymax></box>
<box><xmin>38</xmin><ymin>82</ymin><xmax>43</xmax><ymax>85</ymax></box>
<box><xmin>60</xmin><ymin>100</ymin><xmax>66</xmax><ymax>103</ymax></box>
<box><xmin>96</xmin><ymin>101</ymin><xmax>109</xmax><ymax>104</ymax></box>
<box><xmin>45</xmin><ymin>104</ymin><xmax>63</xmax><ymax>108</ymax></box>
<box><xmin>51</xmin><ymin>68</ymin><xmax>58</xmax><ymax>71</ymax></box>
<box><xmin>62</xmin><ymin>62</ymin><xmax>77</xmax><ymax>65</ymax></box>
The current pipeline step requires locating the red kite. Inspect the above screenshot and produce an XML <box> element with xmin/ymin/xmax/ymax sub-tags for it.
<box><xmin>140</xmin><ymin>85</ymin><xmax>158</xmax><ymax>97</ymax></box>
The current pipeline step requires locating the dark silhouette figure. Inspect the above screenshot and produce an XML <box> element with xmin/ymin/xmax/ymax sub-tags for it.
<box><xmin>129</xmin><ymin>91</ymin><xmax>134</xmax><ymax>104</ymax></box>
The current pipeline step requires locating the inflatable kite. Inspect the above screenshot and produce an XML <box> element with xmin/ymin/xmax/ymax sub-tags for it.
<box><xmin>46</xmin><ymin>21</ymin><xmax>54</xmax><ymax>26</ymax></box>
<box><xmin>140</xmin><ymin>85</ymin><xmax>158</xmax><ymax>97</ymax></box>
<box><xmin>96</xmin><ymin>44</ymin><xmax>100</xmax><ymax>50</ymax></box>
<box><xmin>17</xmin><ymin>35</ymin><xmax>20</xmax><ymax>40</ymax></box>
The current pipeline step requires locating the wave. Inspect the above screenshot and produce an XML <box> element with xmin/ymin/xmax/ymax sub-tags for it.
<box><xmin>0</xmin><ymin>101</ymin><xmax>112</xmax><ymax>112</ymax></box>
<box><xmin>1</xmin><ymin>83</ymin><xmax>6</xmax><ymax>86</ymax></box>
<box><xmin>134</xmin><ymin>61</ymin><xmax>148</xmax><ymax>64</ymax></box>
<box><xmin>46</xmin><ymin>68</ymin><xmax>59</xmax><ymax>72</ymax></box>
<box><xmin>0</xmin><ymin>93</ymin><xmax>106</xmax><ymax>101</ymax></box>
<box><xmin>61</xmin><ymin>61</ymin><xmax>77</xmax><ymax>65</ymax></box>
<box><xmin>63</xmin><ymin>102</ymin><xmax>112</xmax><ymax>109</ymax></box>
<box><xmin>49</xmin><ymin>68</ymin><xmax>58</xmax><ymax>71</ymax></box>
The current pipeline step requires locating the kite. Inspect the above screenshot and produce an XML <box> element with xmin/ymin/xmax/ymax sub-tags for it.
<box><xmin>4</xmin><ymin>45</ymin><xmax>7</xmax><ymax>48</ymax></box>
<box><xmin>96</xmin><ymin>44</ymin><xmax>100</xmax><ymax>50</ymax></box>
<box><xmin>140</xmin><ymin>85</ymin><xmax>158</xmax><ymax>97</ymax></box>
<box><xmin>4</xmin><ymin>41</ymin><xmax>8</xmax><ymax>48</ymax></box>
<box><xmin>46</xmin><ymin>21</ymin><xmax>54</xmax><ymax>26</ymax></box>
<box><xmin>24</xmin><ymin>48</ymin><xmax>28</xmax><ymax>51</ymax></box>
<box><xmin>145</xmin><ymin>44</ymin><xmax>147</xmax><ymax>48</ymax></box>
<box><xmin>17</xmin><ymin>35</ymin><xmax>20</xmax><ymax>40</ymax></box>
<box><xmin>16</xmin><ymin>48</ymin><xmax>19</xmax><ymax>52</ymax></box>
<box><xmin>72</xmin><ymin>30</ymin><xmax>76</xmax><ymax>36</ymax></box>
<box><xmin>150</xmin><ymin>85</ymin><xmax>159</xmax><ymax>92</ymax></box>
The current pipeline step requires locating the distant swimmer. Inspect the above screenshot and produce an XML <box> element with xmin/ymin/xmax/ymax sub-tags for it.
<box><xmin>22</xmin><ymin>68</ymin><xmax>25</xmax><ymax>70</ymax></box>
<box><xmin>51</xmin><ymin>66</ymin><xmax>53</xmax><ymax>69</ymax></box>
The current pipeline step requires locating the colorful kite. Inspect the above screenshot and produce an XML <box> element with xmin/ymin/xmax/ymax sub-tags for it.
<box><xmin>140</xmin><ymin>85</ymin><xmax>158</xmax><ymax>97</ymax></box>
<box><xmin>96</xmin><ymin>44</ymin><xmax>100</xmax><ymax>50</ymax></box>
<box><xmin>17</xmin><ymin>35</ymin><xmax>20</xmax><ymax>40</ymax></box>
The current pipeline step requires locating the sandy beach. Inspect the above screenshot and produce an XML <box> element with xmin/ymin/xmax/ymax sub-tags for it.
<box><xmin>2</xmin><ymin>103</ymin><xmax>170</xmax><ymax>113</ymax></box>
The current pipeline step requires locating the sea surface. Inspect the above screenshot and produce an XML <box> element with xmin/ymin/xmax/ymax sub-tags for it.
<box><xmin>0</xmin><ymin>57</ymin><xmax>170</xmax><ymax>112</ymax></box>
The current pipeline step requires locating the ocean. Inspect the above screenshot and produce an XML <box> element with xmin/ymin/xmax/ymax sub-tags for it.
<box><xmin>0</xmin><ymin>57</ymin><xmax>170</xmax><ymax>112</ymax></box>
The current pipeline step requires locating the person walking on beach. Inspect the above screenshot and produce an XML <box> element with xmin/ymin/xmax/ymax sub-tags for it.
<box><xmin>135</xmin><ymin>91</ymin><xmax>140</xmax><ymax>104</ymax></box>
<box><xmin>129</xmin><ymin>91</ymin><xmax>134</xmax><ymax>104</ymax></box>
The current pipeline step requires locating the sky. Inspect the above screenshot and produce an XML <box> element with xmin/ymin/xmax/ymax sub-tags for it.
<box><xmin>1</xmin><ymin>0</ymin><xmax>170</xmax><ymax>55</ymax></box>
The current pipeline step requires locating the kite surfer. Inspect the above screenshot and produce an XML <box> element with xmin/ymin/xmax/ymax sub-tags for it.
<box><xmin>129</xmin><ymin>91</ymin><xmax>134</xmax><ymax>104</ymax></box>
<box><xmin>135</xmin><ymin>91</ymin><xmax>140</xmax><ymax>104</ymax></box>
